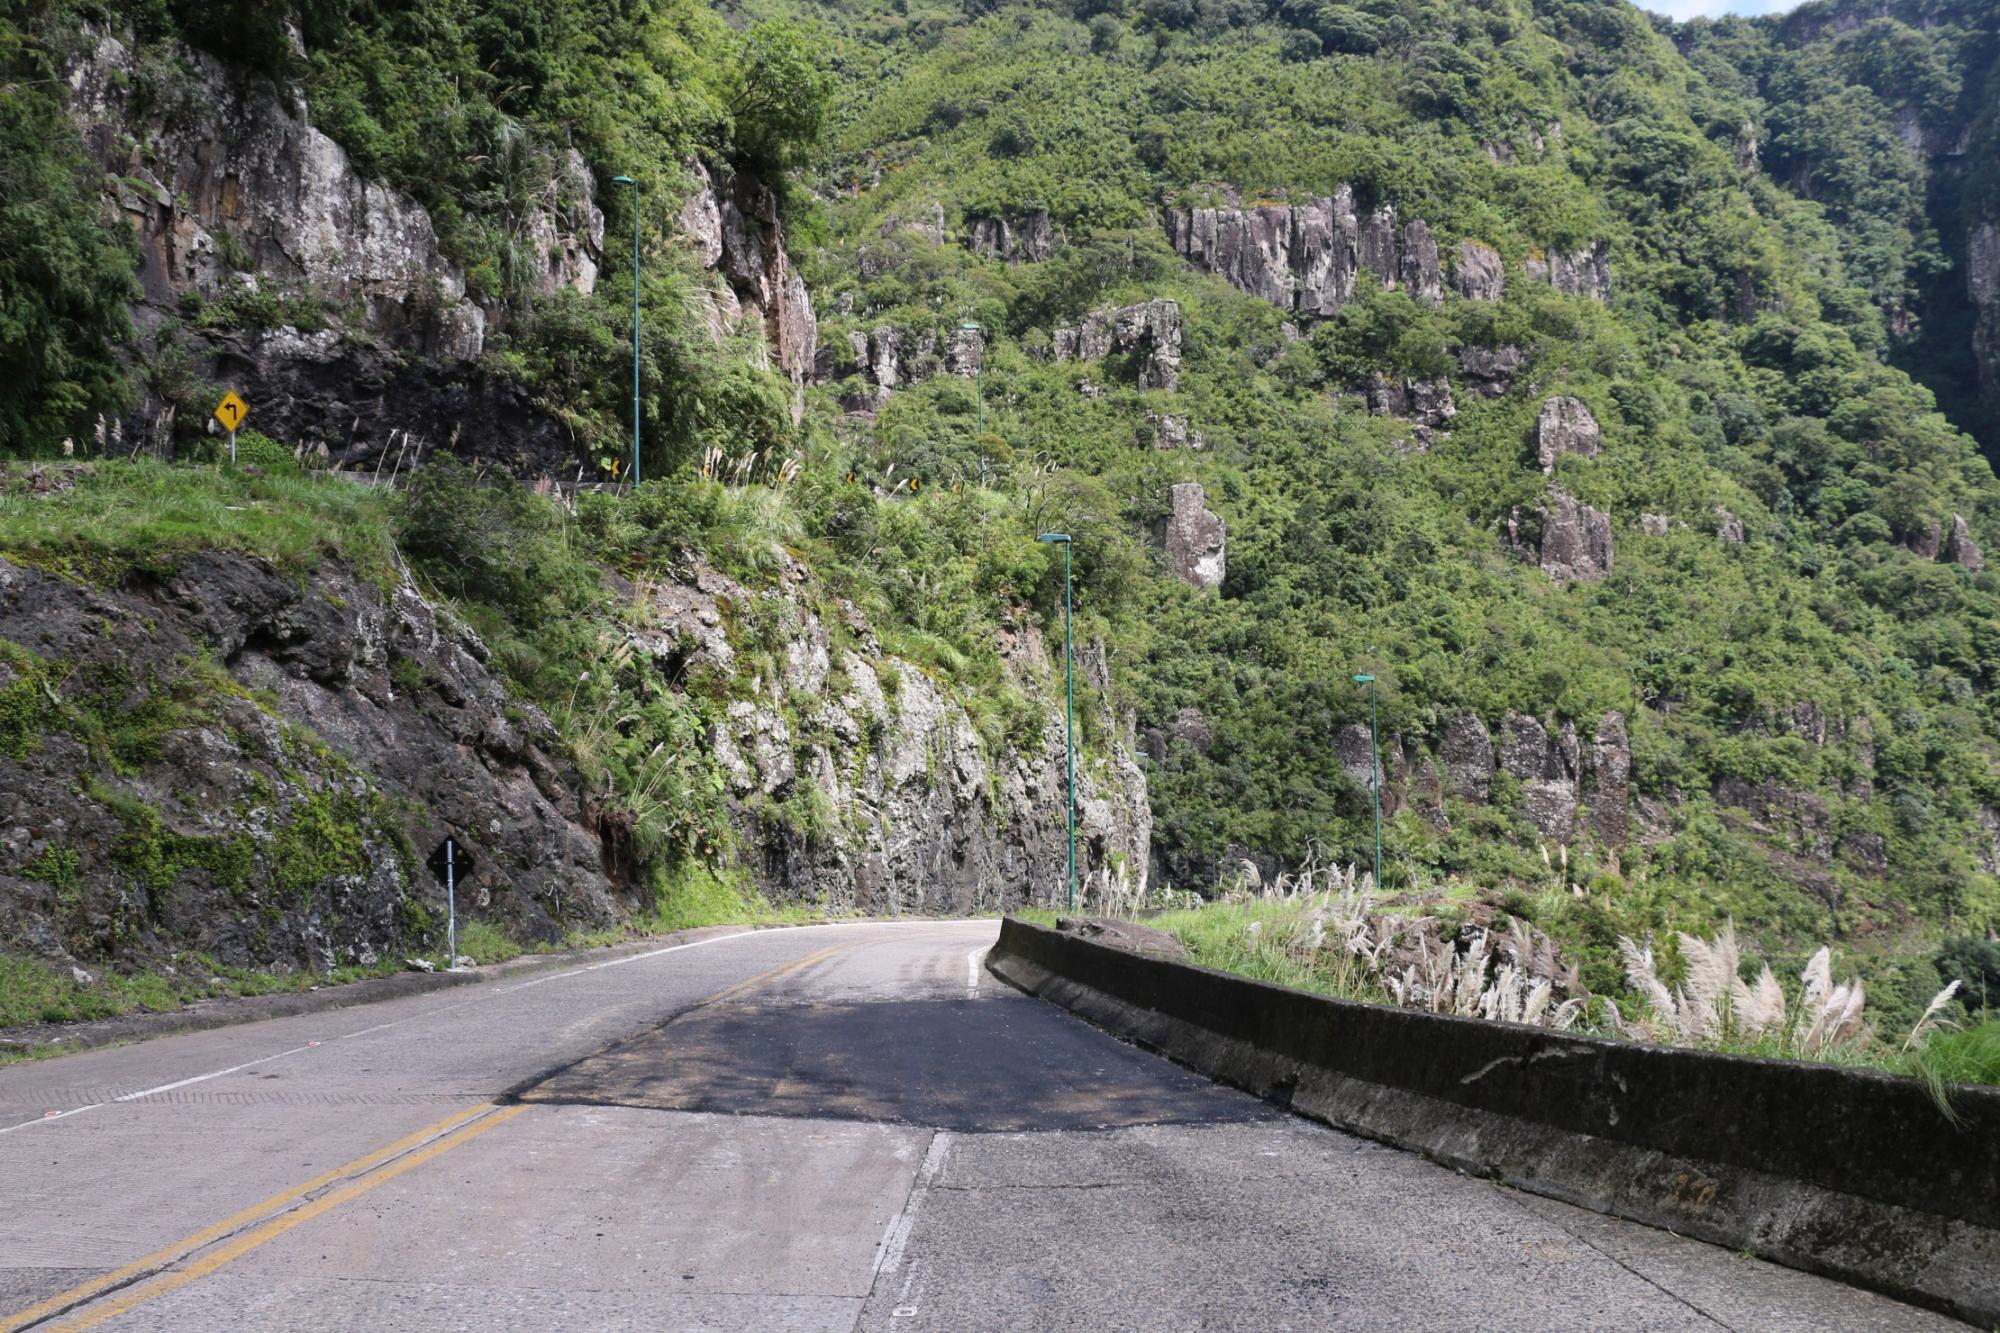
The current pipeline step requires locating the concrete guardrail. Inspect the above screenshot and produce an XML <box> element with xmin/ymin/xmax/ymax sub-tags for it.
<box><xmin>987</xmin><ymin>916</ymin><xmax>2000</xmax><ymax>1326</ymax></box>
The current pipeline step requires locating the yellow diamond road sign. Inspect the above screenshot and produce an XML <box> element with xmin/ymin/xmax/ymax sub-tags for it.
<box><xmin>213</xmin><ymin>390</ymin><xmax>249</xmax><ymax>433</ymax></box>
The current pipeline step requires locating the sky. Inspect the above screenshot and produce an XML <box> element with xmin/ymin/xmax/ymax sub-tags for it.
<box><xmin>1643</xmin><ymin>0</ymin><xmax>1800</xmax><ymax>17</ymax></box>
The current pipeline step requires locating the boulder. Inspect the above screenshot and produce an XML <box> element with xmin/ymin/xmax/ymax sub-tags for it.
<box><xmin>1145</xmin><ymin>412</ymin><xmax>1204</xmax><ymax>450</ymax></box>
<box><xmin>1335</xmin><ymin>722</ymin><xmax>1379</xmax><ymax>791</ymax></box>
<box><xmin>1714</xmin><ymin>508</ymin><xmax>1746</xmax><ymax>544</ymax></box>
<box><xmin>1535</xmin><ymin>396</ymin><xmax>1601</xmax><ymax>472</ymax></box>
<box><xmin>1152</xmin><ymin>483</ymin><xmax>1226</xmax><ymax>589</ymax></box>
<box><xmin>1641</xmin><ymin>513</ymin><xmax>1671</xmax><ymax>536</ymax></box>
<box><xmin>1454</xmin><ymin>240</ymin><xmax>1506</xmax><ymax>301</ymax></box>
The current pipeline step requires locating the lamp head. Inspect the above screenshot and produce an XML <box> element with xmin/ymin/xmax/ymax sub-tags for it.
<box><xmin>960</xmin><ymin>320</ymin><xmax>982</xmax><ymax>331</ymax></box>
<box><xmin>1037</xmin><ymin>532</ymin><xmax>1071</xmax><ymax>544</ymax></box>
<box><xmin>1352</xmin><ymin>673</ymin><xmax>1375</xmax><ymax>684</ymax></box>
<box><xmin>611</xmin><ymin>175</ymin><xmax>637</xmax><ymax>187</ymax></box>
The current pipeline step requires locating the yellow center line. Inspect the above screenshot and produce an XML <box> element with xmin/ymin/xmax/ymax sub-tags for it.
<box><xmin>7</xmin><ymin>936</ymin><xmax>859</xmax><ymax>1329</ymax></box>
<box><xmin>41</xmin><ymin>1105</ymin><xmax>530</xmax><ymax>1333</ymax></box>
<box><xmin>0</xmin><ymin>1101</ymin><xmax>496</xmax><ymax>1333</ymax></box>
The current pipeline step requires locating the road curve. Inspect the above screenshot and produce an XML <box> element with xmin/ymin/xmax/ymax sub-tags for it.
<box><xmin>0</xmin><ymin>921</ymin><xmax>1963</xmax><ymax>1330</ymax></box>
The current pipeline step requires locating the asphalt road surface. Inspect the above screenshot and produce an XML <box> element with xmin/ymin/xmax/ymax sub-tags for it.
<box><xmin>0</xmin><ymin>920</ymin><xmax>1964</xmax><ymax>1331</ymax></box>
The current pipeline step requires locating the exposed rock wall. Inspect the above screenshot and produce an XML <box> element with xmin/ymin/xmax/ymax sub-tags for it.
<box><xmin>1973</xmin><ymin>219</ymin><xmax>1999</xmax><ymax>399</ymax></box>
<box><xmin>679</xmin><ymin>160</ymin><xmax>819</xmax><ymax>381</ymax></box>
<box><xmin>1535</xmin><ymin>396</ymin><xmax>1601</xmax><ymax>472</ymax></box>
<box><xmin>633</xmin><ymin>561</ymin><xmax>1150</xmax><ymax>914</ymax></box>
<box><xmin>969</xmin><ymin>210</ymin><xmax>1060</xmax><ymax>262</ymax></box>
<box><xmin>0</xmin><ymin>550</ymin><xmax>617</xmax><ymax>977</ymax></box>
<box><xmin>1165</xmin><ymin>187</ymin><xmax>1606</xmax><ymax>317</ymax></box>
<box><xmin>1053</xmin><ymin>299</ymin><xmax>1183</xmax><ymax>390</ymax></box>
<box><xmin>66</xmin><ymin>31</ymin><xmax>495</xmax><ymax>359</ymax></box>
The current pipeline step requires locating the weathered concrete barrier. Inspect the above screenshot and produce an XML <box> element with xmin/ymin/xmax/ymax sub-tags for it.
<box><xmin>988</xmin><ymin>917</ymin><xmax>2000</xmax><ymax>1325</ymax></box>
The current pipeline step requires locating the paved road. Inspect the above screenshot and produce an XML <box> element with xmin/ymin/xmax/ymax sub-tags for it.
<box><xmin>0</xmin><ymin>921</ymin><xmax>1963</xmax><ymax>1330</ymax></box>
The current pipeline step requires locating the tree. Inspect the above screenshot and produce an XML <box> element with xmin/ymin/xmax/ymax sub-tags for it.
<box><xmin>727</xmin><ymin>21</ymin><xmax>832</xmax><ymax>172</ymax></box>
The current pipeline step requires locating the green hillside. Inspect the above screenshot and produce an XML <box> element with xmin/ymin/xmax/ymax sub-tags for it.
<box><xmin>3</xmin><ymin>0</ymin><xmax>1998</xmax><ymax>1029</ymax></box>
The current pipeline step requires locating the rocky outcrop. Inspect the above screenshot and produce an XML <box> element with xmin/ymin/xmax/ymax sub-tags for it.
<box><xmin>1946</xmin><ymin>512</ymin><xmax>1985</xmax><ymax>573</ymax></box>
<box><xmin>1054</xmin><ymin>299</ymin><xmax>1183</xmax><ymax>390</ymax></box>
<box><xmin>1509</xmin><ymin>488</ymin><xmax>1614</xmax><ymax>584</ymax></box>
<box><xmin>1152</xmin><ymin>483</ymin><xmax>1226</xmax><ymax>588</ymax></box>
<box><xmin>1714</xmin><ymin>508</ymin><xmax>1746</xmax><ymax>544</ymax></box>
<box><xmin>66</xmin><ymin>31</ymin><xmax>490</xmax><ymax>358</ymax></box>
<box><xmin>1499</xmin><ymin>713</ymin><xmax>1581</xmax><ymax>840</ymax></box>
<box><xmin>1454</xmin><ymin>241</ymin><xmax>1506</xmax><ymax>301</ymax></box>
<box><xmin>1165</xmin><ymin>186</ymin><xmax>1417</xmax><ymax>319</ymax></box>
<box><xmin>1459</xmin><ymin>345</ymin><xmax>1525</xmax><ymax>397</ymax></box>
<box><xmin>1441</xmin><ymin>714</ymin><xmax>1495</xmax><ymax>801</ymax></box>
<box><xmin>969</xmin><ymin>210</ymin><xmax>1059</xmax><ymax>262</ymax></box>
<box><xmin>0</xmin><ymin>551</ymin><xmax>614</xmax><ymax>977</ymax></box>
<box><xmin>1971</xmin><ymin>219</ymin><xmax>1998</xmax><ymax>397</ymax></box>
<box><xmin>1144</xmin><ymin>413</ymin><xmax>1204</xmax><ymax>450</ymax></box>
<box><xmin>679</xmin><ymin>160</ymin><xmax>818</xmax><ymax>381</ymax></box>
<box><xmin>635</xmin><ymin>561</ymin><xmax>1150</xmax><ymax>914</ymax></box>
<box><xmin>520</xmin><ymin>149</ymin><xmax>606</xmax><ymax>299</ymax></box>
<box><xmin>821</xmin><ymin>322</ymin><xmax>981</xmax><ymax>409</ymax></box>
<box><xmin>1527</xmin><ymin>242</ymin><xmax>1613</xmax><ymax>301</ymax></box>
<box><xmin>1363</xmin><ymin>375</ymin><xmax>1455</xmax><ymax>450</ymax></box>
<box><xmin>1585</xmin><ymin>711</ymin><xmax>1631</xmax><ymax>847</ymax></box>
<box><xmin>1535</xmin><ymin>396</ymin><xmax>1601</xmax><ymax>471</ymax></box>
<box><xmin>1399</xmin><ymin>221</ymin><xmax>1444</xmax><ymax>308</ymax></box>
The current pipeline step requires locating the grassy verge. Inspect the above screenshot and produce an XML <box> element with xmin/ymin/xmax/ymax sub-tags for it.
<box><xmin>0</xmin><ymin>952</ymin><xmax>402</xmax><ymax>1031</ymax></box>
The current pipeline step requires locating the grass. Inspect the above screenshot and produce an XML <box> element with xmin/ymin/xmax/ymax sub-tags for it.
<box><xmin>451</xmin><ymin>918</ymin><xmax>524</xmax><ymax>966</ymax></box>
<box><xmin>1904</xmin><ymin>1019</ymin><xmax>2000</xmax><ymax>1121</ymax></box>
<box><xmin>0</xmin><ymin>459</ymin><xmax>400</xmax><ymax>584</ymax></box>
<box><xmin>0</xmin><ymin>952</ymin><xmax>401</xmax><ymax>1030</ymax></box>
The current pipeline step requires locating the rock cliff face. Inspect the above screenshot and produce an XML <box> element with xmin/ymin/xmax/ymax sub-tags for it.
<box><xmin>1165</xmin><ymin>187</ymin><xmax>1606</xmax><ymax>318</ymax></box>
<box><xmin>1053</xmin><ymin>299</ymin><xmax>1184</xmax><ymax>391</ymax></box>
<box><xmin>0</xmin><ymin>547</ymin><xmax>617</xmax><ymax>978</ymax></box>
<box><xmin>678</xmin><ymin>160</ymin><xmax>819</xmax><ymax>381</ymax></box>
<box><xmin>968</xmin><ymin>210</ymin><xmax>1060</xmax><ymax>262</ymax></box>
<box><xmin>632</xmin><ymin>559</ymin><xmax>1150</xmax><ymax>913</ymax></box>
<box><xmin>1973</xmin><ymin>219</ymin><xmax>1999</xmax><ymax>399</ymax></box>
<box><xmin>66</xmin><ymin>31</ymin><xmax>500</xmax><ymax>359</ymax></box>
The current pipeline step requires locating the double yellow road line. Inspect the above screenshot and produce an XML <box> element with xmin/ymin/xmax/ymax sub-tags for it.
<box><xmin>4</xmin><ymin>1102</ymin><xmax>527</xmax><ymax>1332</ymax></box>
<box><xmin>4</xmin><ymin>936</ymin><xmax>856</xmax><ymax>1330</ymax></box>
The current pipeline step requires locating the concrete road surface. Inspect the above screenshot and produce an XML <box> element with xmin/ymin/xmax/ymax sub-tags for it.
<box><xmin>0</xmin><ymin>921</ymin><xmax>1964</xmax><ymax>1330</ymax></box>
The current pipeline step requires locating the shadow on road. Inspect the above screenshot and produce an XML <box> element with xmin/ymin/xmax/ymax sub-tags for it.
<box><xmin>514</xmin><ymin>997</ymin><xmax>1273</xmax><ymax>1131</ymax></box>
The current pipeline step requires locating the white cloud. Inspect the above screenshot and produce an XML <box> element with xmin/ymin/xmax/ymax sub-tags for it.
<box><xmin>1642</xmin><ymin>0</ymin><xmax>1800</xmax><ymax>19</ymax></box>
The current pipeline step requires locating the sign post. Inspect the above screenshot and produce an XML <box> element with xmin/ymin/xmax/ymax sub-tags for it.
<box><xmin>425</xmin><ymin>836</ymin><xmax>475</xmax><ymax>971</ymax></box>
<box><xmin>213</xmin><ymin>391</ymin><xmax>249</xmax><ymax>464</ymax></box>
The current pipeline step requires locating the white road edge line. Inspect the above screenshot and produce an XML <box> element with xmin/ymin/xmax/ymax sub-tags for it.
<box><xmin>966</xmin><ymin>945</ymin><xmax>987</xmax><ymax>997</ymax></box>
<box><xmin>873</xmin><ymin>1130</ymin><xmax>952</xmax><ymax>1290</ymax></box>
<box><xmin>1</xmin><ymin>920</ymin><xmax>967</xmax><ymax>1135</ymax></box>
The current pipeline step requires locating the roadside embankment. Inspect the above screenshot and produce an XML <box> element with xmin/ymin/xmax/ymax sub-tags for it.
<box><xmin>987</xmin><ymin>917</ymin><xmax>2000</xmax><ymax>1326</ymax></box>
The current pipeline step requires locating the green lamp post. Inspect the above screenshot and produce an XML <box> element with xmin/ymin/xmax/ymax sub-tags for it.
<box><xmin>1039</xmin><ymin>532</ymin><xmax>1076</xmax><ymax>910</ymax></box>
<box><xmin>959</xmin><ymin>320</ymin><xmax>984</xmax><ymax>432</ymax></box>
<box><xmin>1352</xmin><ymin>673</ymin><xmax>1382</xmax><ymax>891</ymax></box>
<box><xmin>611</xmin><ymin>175</ymin><xmax>642</xmax><ymax>487</ymax></box>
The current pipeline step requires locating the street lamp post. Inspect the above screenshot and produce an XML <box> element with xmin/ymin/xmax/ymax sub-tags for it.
<box><xmin>611</xmin><ymin>175</ymin><xmax>642</xmax><ymax>487</ymax></box>
<box><xmin>1038</xmin><ymin>532</ymin><xmax>1076</xmax><ymax>910</ymax></box>
<box><xmin>959</xmin><ymin>320</ymin><xmax>984</xmax><ymax>432</ymax></box>
<box><xmin>1352</xmin><ymin>673</ymin><xmax>1382</xmax><ymax>891</ymax></box>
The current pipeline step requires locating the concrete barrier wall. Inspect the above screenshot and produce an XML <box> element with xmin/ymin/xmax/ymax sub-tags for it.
<box><xmin>988</xmin><ymin>917</ymin><xmax>2000</xmax><ymax>1325</ymax></box>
